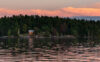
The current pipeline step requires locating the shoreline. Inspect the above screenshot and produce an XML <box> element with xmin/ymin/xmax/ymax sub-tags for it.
<box><xmin>0</xmin><ymin>35</ymin><xmax>76</xmax><ymax>39</ymax></box>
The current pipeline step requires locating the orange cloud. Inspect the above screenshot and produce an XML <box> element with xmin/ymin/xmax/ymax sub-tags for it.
<box><xmin>0</xmin><ymin>7</ymin><xmax>100</xmax><ymax>17</ymax></box>
<box><xmin>62</xmin><ymin>7</ymin><xmax>100</xmax><ymax>16</ymax></box>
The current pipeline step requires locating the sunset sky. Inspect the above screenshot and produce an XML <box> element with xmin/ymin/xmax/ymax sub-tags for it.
<box><xmin>0</xmin><ymin>0</ymin><xmax>100</xmax><ymax>17</ymax></box>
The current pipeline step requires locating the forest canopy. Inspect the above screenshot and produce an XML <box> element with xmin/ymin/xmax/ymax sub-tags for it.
<box><xmin>0</xmin><ymin>15</ymin><xmax>100</xmax><ymax>39</ymax></box>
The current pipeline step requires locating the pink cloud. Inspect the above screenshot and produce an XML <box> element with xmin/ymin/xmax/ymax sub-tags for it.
<box><xmin>89</xmin><ymin>3</ymin><xmax>100</xmax><ymax>8</ymax></box>
<box><xmin>0</xmin><ymin>7</ymin><xmax>100</xmax><ymax>17</ymax></box>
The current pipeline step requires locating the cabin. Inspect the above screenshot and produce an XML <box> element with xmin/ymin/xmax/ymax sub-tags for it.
<box><xmin>28</xmin><ymin>30</ymin><xmax>34</xmax><ymax>36</ymax></box>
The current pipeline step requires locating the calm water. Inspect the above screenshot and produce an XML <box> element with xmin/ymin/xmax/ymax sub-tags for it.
<box><xmin>0</xmin><ymin>37</ymin><xmax>100</xmax><ymax>62</ymax></box>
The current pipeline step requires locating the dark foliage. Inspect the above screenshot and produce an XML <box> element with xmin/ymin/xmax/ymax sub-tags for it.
<box><xmin>0</xmin><ymin>15</ymin><xmax>100</xmax><ymax>39</ymax></box>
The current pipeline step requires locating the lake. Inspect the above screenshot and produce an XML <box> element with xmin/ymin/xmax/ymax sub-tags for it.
<box><xmin>0</xmin><ymin>37</ymin><xmax>100</xmax><ymax>62</ymax></box>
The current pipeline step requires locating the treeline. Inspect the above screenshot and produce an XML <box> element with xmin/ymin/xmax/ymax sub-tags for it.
<box><xmin>0</xmin><ymin>15</ymin><xmax>100</xmax><ymax>39</ymax></box>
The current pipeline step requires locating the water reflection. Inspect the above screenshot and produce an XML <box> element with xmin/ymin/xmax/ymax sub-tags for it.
<box><xmin>0</xmin><ymin>37</ymin><xmax>100</xmax><ymax>62</ymax></box>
